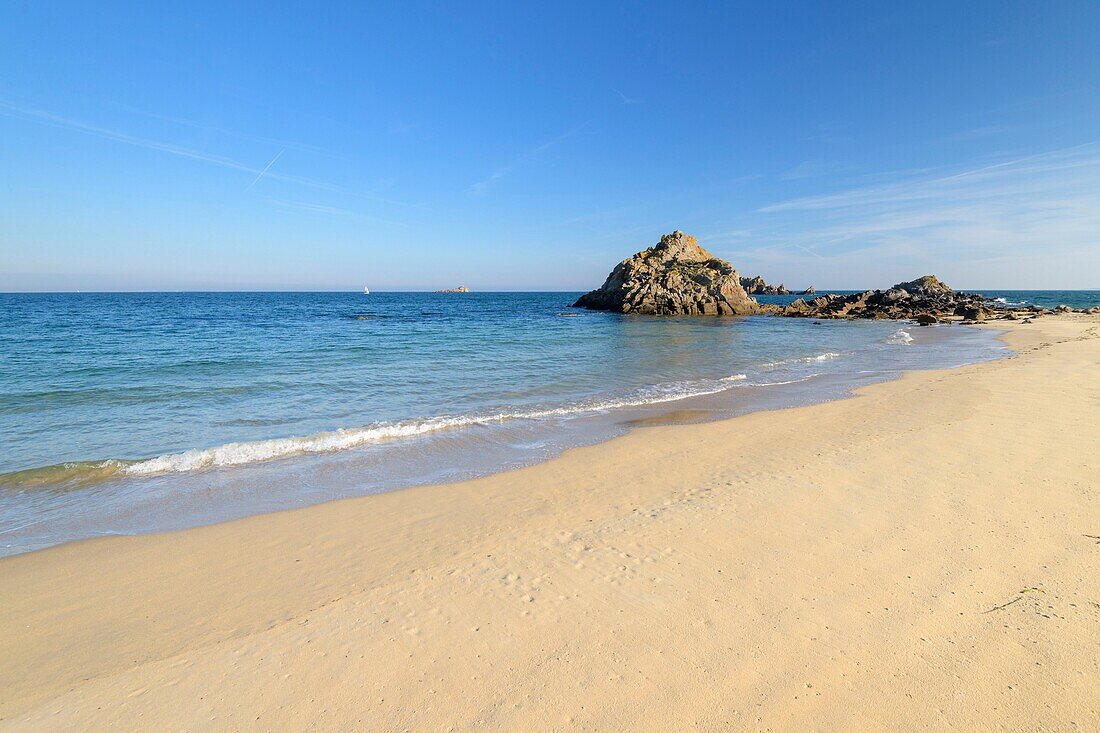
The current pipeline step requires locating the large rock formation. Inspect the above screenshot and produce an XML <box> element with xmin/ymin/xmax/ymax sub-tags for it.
<box><xmin>739</xmin><ymin>275</ymin><xmax>791</xmax><ymax>295</ymax></box>
<box><xmin>572</xmin><ymin>231</ymin><xmax>760</xmax><ymax>316</ymax></box>
<box><xmin>435</xmin><ymin>285</ymin><xmax>470</xmax><ymax>293</ymax></box>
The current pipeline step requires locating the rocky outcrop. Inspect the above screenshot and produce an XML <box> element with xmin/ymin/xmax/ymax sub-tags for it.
<box><xmin>573</xmin><ymin>241</ymin><xmax>1093</xmax><ymax>323</ymax></box>
<box><xmin>799</xmin><ymin>286</ymin><xmax>816</xmax><ymax>295</ymax></box>
<box><xmin>572</xmin><ymin>231</ymin><xmax>760</xmax><ymax>316</ymax></box>
<box><xmin>776</xmin><ymin>276</ymin><xmax>1049</xmax><ymax>323</ymax></box>
<box><xmin>891</xmin><ymin>275</ymin><xmax>953</xmax><ymax>296</ymax></box>
<box><xmin>740</xmin><ymin>275</ymin><xmax>791</xmax><ymax>295</ymax></box>
<box><xmin>779</xmin><ymin>278</ymin><xmax>983</xmax><ymax>321</ymax></box>
<box><xmin>435</xmin><ymin>286</ymin><xmax>470</xmax><ymax>293</ymax></box>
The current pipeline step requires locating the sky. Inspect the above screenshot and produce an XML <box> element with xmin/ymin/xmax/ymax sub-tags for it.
<box><xmin>1</xmin><ymin>1</ymin><xmax>1098</xmax><ymax>291</ymax></box>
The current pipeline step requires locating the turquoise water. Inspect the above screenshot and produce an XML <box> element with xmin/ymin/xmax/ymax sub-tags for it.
<box><xmin>0</xmin><ymin>290</ymin><xmax>1083</xmax><ymax>555</ymax></box>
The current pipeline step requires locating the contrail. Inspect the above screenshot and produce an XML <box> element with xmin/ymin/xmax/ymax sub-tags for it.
<box><xmin>246</xmin><ymin>148</ymin><xmax>285</xmax><ymax>190</ymax></box>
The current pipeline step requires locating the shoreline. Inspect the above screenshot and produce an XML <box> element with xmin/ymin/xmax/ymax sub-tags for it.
<box><xmin>1</xmin><ymin>318</ymin><xmax>1006</xmax><ymax>558</ymax></box>
<box><xmin>1</xmin><ymin>315</ymin><xmax>1096</xmax><ymax>729</ymax></box>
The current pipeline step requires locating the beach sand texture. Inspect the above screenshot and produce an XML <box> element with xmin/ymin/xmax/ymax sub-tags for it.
<box><xmin>1</xmin><ymin>316</ymin><xmax>1097</xmax><ymax>731</ymax></box>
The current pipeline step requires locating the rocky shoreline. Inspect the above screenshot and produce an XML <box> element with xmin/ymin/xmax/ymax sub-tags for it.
<box><xmin>573</xmin><ymin>231</ymin><xmax>1097</xmax><ymax>323</ymax></box>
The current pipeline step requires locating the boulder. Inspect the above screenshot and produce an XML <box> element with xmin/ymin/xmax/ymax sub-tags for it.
<box><xmin>914</xmin><ymin>313</ymin><xmax>938</xmax><ymax>325</ymax></box>
<box><xmin>880</xmin><ymin>288</ymin><xmax>910</xmax><ymax>303</ymax></box>
<box><xmin>572</xmin><ymin>231</ymin><xmax>760</xmax><ymax>316</ymax></box>
<box><xmin>957</xmin><ymin>305</ymin><xmax>985</xmax><ymax>321</ymax></box>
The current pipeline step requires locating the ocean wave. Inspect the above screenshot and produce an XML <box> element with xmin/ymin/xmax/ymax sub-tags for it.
<box><xmin>80</xmin><ymin>374</ymin><xmax>758</xmax><ymax>479</ymax></box>
<box><xmin>762</xmin><ymin>352</ymin><xmax>844</xmax><ymax>368</ymax></box>
<box><xmin>0</xmin><ymin>460</ymin><xmax>134</xmax><ymax>490</ymax></box>
<box><xmin>0</xmin><ymin>367</ymin><xmax>835</xmax><ymax>484</ymax></box>
<box><xmin>752</xmin><ymin>373</ymin><xmax>825</xmax><ymax>387</ymax></box>
<box><xmin>885</xmin><ymin>329</ymin><xmax>914</xmax><ymax>345</ymax></box>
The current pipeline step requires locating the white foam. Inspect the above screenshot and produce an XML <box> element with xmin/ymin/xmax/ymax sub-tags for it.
<box><xmin>122</xmin><ymin>416</ymin><xmax>482</xmax><ymax>475</ymax></box>
<box><xmin>122</xmin><ymin>375</ymin><xmax>755</xmax><ymax>476</ymax></box>
<box><xmin>753</xmin><ymin>373</ymin><xmax>824</xmax><ymax>387</ymax></box>
<box><xmin>885</xmin><ymin>329</ymin><xmax>914</xmax><ymax>345</ymax></box>
<box><xmin>762</xmin><ymin>352</ymin><xmax>844</xmax><ymax>368</ymax></box>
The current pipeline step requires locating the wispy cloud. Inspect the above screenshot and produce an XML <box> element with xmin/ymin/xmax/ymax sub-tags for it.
<box><xmin>1</xmin><ymin>99</ymin><xmax>428</xmax><ymax>210</ymax></box>
<box><xmin>269</xmin><ymin>199</ymin><xmax>357</xmax><ymax>216</ymax></box>
<box><xmin>613</xmin><ymin>88</ymin><xmax>642</xmax><ymax>105</ymax></box>
<box><xmin>468</xmin><ymin>122</ymin><xmax>588</xmax><ymax>195</ymax></box>
<box><xmin>0</xmin><ymin>100</ymin><xmax>257</xmax><ymax>173</ymax></box>
<box><xmin>245</xmin><ymin>149</ymin><xmax>285</xmax><ymax>190</ymax></box>
<box><xmin>104</xmin><ymin>100</ymin><xmax>341</xmax><ymax>159</ymax></box>
<box><xmin>267</xmin><ymin>198</ymin><xmax>411</xmax><ymax>228</ymax></box>
<box><xmin>777</xmin><ymin>159</ymin><xmax>850</xmax><ymax>181</ymax></box>
<box><xmin>732</xmin><ymin>142</ymin><xmax>1100</xmax><ymax>279</ymax></box>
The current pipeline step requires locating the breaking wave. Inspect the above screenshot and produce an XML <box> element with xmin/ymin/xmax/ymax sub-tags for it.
<box><xmin>885</xmin><ymin>329</ymin><xmax>914</xmax><ymax>345</ymax></box>
<box><xmin>762</xmin><ymin>352</ymin><xmax>844</xmax><ymax>368</ymax></box>
<box><xmin>3</xmin><ymin>371</ymin><xmax>761</xmax><ymax>484</ymax></box>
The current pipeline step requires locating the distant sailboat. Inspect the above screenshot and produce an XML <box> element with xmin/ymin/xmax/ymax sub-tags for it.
<box><xmin>363</xmin><ymin>286</ymin><xmax>370</xmax><ymax>294</ymax></box>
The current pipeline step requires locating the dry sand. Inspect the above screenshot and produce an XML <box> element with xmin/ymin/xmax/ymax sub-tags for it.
<box><xmin>1</xmin><ymin>316</ymin><xmax>1097</xmax><ymax>731</ymax></box>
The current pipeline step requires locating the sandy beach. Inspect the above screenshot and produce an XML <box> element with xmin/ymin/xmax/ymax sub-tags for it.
<box><xmin>1</xmin><ymin>315</ymin><xmax>1097</xmax><ymax>731</ymax></box>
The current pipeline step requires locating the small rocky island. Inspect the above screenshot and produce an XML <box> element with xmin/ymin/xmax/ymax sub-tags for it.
<box><xmin>435</xmin><ymin>285</ymin><xmax>471</xmax><ymax>293</ymax></box>
<box><xmin>572</xmin><ymin>231</ymin><xmax>760</xmax><ymax>315</ymax></box>
<box><xmin>739</xmin><ymin>275</ymin><xmax>791</xmax><ymax>295</ymax></box>
<box><xmin>574</xmin><ymin>230</ymin><xmax>1096</xmax><ymax>321</ymax></box>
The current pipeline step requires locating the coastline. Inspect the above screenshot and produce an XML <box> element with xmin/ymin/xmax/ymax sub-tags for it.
<box><xmin>1</xmin><ymin>315</ymin><xmax>1097</xmax><ymax>729</ymax></box>
<box><xmin>0</xmin><ymin>312</ymin><xmax>1008</xmax><ymax>559</ymax></box>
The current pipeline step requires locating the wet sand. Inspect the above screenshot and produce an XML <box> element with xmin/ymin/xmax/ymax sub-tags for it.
<box><xmin>1</xmin><ymin>316</ymin><xmax>1097</xmax><ymax>731</ymax></box>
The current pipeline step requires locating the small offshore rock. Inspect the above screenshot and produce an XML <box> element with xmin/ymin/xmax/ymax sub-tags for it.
<box><xmin>573</xmin><ymin>231</ymin><xmax>760</xmax><ymax>316</ymax></box>
<box><xmin>739</xmin><ymin>275</ymin><xmax>791</xmax><ymax>295</ymax></box>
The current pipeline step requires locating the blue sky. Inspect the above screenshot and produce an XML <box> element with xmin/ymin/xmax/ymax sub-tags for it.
<box><xmin>1</xmin><ymin>1</ymin><xmax>1098</xmax><ymax>291</ymax></box>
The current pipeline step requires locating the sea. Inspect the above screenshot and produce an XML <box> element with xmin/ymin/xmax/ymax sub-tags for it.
<box><xmin>1</xmin><ymin>289</ymin><xmax>1096</xmax><ymax>556</ymax></box>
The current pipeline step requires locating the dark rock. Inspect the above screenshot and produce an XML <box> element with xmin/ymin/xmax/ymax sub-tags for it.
<box><xmin>881</xmin><ymin>288</ymin><xmax>910</xmax><ymax>303</ymax></box>
<box><xmin>798</xmin><ymin>286</ymin><xmax>816</xmax><ymax>295</ymax></box>
<box><xmin>573</xmin><ymin>231</ymin><xmax>760</xmax><ymax>316</ymax></box>
<box><xmin>739</xmin><ymin>275</ymin><xmax>791</xmax><ymax>295</ymax></box>
<box><xmin>957</xmin><ymin>305</ymin><xmax>985</xmax><ymax>322</ymax></box>
<box><xmin>777</xmin><ymin>275</ymin><xmax>998</xmax><ymax>323</ymax></box>
<box><xmin>892</xmin><ymin>275</ymin><xmax>953</xmax><ymax>296</ymax></box>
